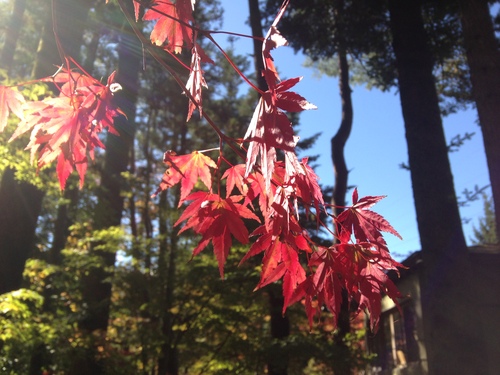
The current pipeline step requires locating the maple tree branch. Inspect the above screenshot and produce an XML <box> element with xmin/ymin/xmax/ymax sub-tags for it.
<box><xmin>116</xmin><ymin>0</ymin><xmax>247</xmax><ymax>161</ymax></box>
<box><xmin>204</xmin><ymin>33</ymin><xmax>263</xmax><ymax>94</ymax></box>
<box><xmin>131</xmin><ymin>1</ymin><xmax>263</xmax><ymax>94</ymax></box>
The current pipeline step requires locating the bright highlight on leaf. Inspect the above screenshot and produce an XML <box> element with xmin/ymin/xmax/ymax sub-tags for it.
<box><xmin>8</xmin><ymin>66</ymin><xmax>123</xmax><ymax>190</ymax></box>
<box><xmin>0</xmin><ymin>86</ymin><xmax>25</xmax><ymax>133</ymax></box>
<box><xmin>142</xmin><ymin>0</ymin><xmax>194</xmax><ymax>53</ymax></box>
<box><xmin>152</xmin><ymin>150</ymin><xmax>217</xmax><ymax>204</ymax></box>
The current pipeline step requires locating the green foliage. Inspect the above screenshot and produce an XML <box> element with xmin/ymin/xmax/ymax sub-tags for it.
<box><xmin>0</xmin><ymin>288</ymin><xmax>53</xmax><ymax>374</ymax></box>
<box><xmin>471</xmin><ymin>193</ymin><xmax>498</xmax><ymax>245</ymax></box>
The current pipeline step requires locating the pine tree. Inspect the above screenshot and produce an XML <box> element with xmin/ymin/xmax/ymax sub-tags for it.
<box><xmin>471</xmin><ymin>193</ymin><xmax>498</xmax><ymax>245</ymax></box>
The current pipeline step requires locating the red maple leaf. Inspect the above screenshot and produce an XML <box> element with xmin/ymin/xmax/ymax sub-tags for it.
<box><xmin>274</xmin><ymin>77</ymin><xmax>317</xmax><ymax>112</ymax></box>
<box><xmin>0</xmin><ymin>86</ymin><xmax>25</xmax><ymax>132</ymax></box>
<box><xmin>292</xmin><ymin>158</ymin><xmax>325</xmax><ymax>216</ymax></box>
<box><xmin>222</xmin><ymin>164</ymin><xmax>248</xmax><ymax>198</ymax></box>
<box><xmin>185</xmin><ymin>44</ymin><xmax>212</xmax><ymax>121</ymax></box>
<box><xmin>286</xmin><ymin>246</ymin><xmax>343</xmax><ymax>328</ymax></box>
<box><xmin>244</xmin><ymin>76</ymin><xmax>315</xmax><ymax>191</ymax></box>
<box><xmin>261</xmin><ymin>0</ymin><xmax>289</xmax><ymax>90</ymax></box>
<box><xmin>152</xmin><ymin>150</ymin><xmax>217</xmax><ymax>203</ymax></box>
<box><xmin>336</xmin><ymin>188</ymin><xmax>402</xmax><ymax>246</ymax></box>
<box><xmin>175</xmin><ymin>192</ymin><xmax>260</xmax><ymax>278</ymax></box>
<box><xmin>143</xmin><ymin>0</ymin><xmax>194</xmax><ymax>54</ymax></box>
<box><xmin>9</xmin><ymin>69</ymin><xmax>123</xmax><ymax>190</ymax></box>
<box><xmin>239</xmin><ymin>216</ymin><xmax>310</xmax><ymax>314</ymax></box>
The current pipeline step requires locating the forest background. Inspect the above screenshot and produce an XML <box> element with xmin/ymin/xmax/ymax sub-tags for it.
<box><xmin>0</xmin><ymin>0</ymin><xmax>498</xmax><ymax>374</ymax></box>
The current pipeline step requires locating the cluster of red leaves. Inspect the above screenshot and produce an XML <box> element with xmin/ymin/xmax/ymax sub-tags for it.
<box><xmin>142</xmin><ymin>0</ymin><xmax>405</xmax><ymax>331</ymax></box>
<box><xmin>0</xmin><ymin>64</ymin><xmax>123</xmax><ymax>189</ymax></box>
<box><xmin>150</xmin><ymin>0</ymin><xmax>404</xmax><ymax>331</ymax></box>
<box><xmin>0</xmin><ymin>0</ymin><xmax>404</xmax><ymax>331</ymax></box>
<box><xmin>135</xmin><ymin>0</ymin><xmax>212</xmax><ymax>121</ymax></box>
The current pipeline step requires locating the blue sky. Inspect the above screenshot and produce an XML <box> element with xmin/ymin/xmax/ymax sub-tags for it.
<box><xmin>214</xmin><ymin>1</ymin><xmax>491</xmax><ymax>260</ymax></box>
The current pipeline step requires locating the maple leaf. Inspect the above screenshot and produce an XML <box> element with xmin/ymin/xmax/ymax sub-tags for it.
<box><xmin>244</xmin><ymin>97</ymin><xmax>298</xmax><ymax>189</ymax></box>
<box><xmin>287</xmin><ymin>246</ymin><xmax>344</xmax><ymax>328</ymax></box>
<box><xmin>244</xmin><ymin>75</ymin><xmax>315</xmax><ymax>192</ymax></box>
<box><xmin>175</xmin><ymin>192</ymin><xmax>260</xmax><ymax>278</ymax></box>
<box><xmin>222</xmin><ymin>164</ymin><xmax>248</xmax><ymax>198</ymax></box>
<box><xmin>292</xmin><ymin>158</ymin><xmax>324</xmax><ymax>216</ymax></box>
<box><xmin>274</xmin><ymin>77</ymin><xmax>317</xmax><ymax>112</ymax></box>
<box><xmin>240</xmin><ymin>218</ymin><xmax>310</xmax><ymax>314</ymax></box>
<box><xmin>9</xmin><ymin>69</ymin><xmax>123</xmax><ymax>190</ymax></box>
<box><xmin>152</xmin><ymin>150</ymin><xmax>217</xmax><ymax>203</ymax></box>
<box><xmin>261</xmin><ymin>0</ymin><xmax>290</xmax><ymax>90</ymax></box>
<box><xmin>143</xmin><ymin>0</ymin><xmax>194</xmax><ymax>54</ymax></box>
<box><xmin>132</xmin><ymin>0</ymin><xmax>141</xmax><ymax>21</ymax></box>
<box><xmin>0</xmin><ymin>86</ymin><xmax>25</xmax><ymax>133</ymax></box>
<box><xmin>336</xmin><ymin>188</ymin><xmax>402</xmax><ymax>246</ymax></box>
<box><xmin>185</xmin><ymin>44</ymin><xmax>211</xmax><ymax>121</ymax></box>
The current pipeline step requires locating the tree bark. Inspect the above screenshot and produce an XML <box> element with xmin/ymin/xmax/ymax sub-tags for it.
<box><xmin>0</xmin><ymin>0</ymin><xmax>27</xmax><ymax>75</ymax></box>
<box><xmin>248</xmin><ymin>0</ymin><xmax>268</xmax><ymax>92</ymax></box>
<box><xmin>458</xmin><ymin>2</ymin><xmax>500</xmax><ymax>372</ymax></box>
<box><xmin>331</xmin><ymin>48</ymin><xmax>352</xmax><ymax>221</ymax></box>
<box><xmin>158</xmin><ymin>114</ymin><xmax>188</xmax><ymax>375</ymax></box>
<box><xmin>459</xmin><ymin>0</ymin><xmax>500</xmax><ymax>242</ymax></box>
<box><xmin>0</xmin><ymin>169</ymin><xmax>44</xmax><ymax>294</ymax></box>
<box><xmin>388</xmin><ymin>1</ymin><xmax>486</xmax><ymax>373</ymax></box>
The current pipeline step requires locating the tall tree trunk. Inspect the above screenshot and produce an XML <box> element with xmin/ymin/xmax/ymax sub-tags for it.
<box><xmin>157</xmin><ymin>97</ymin><xmax>188</xmax><ymax>375</ymax></box>
<box><xmin>0</xmin><ymin>0</ymin><xmax>27</xmax><ymax>75</ymax></box>
<box><xmin>70</xmin><ymin>11</ymin><xmax>141</xmax><ymax>373</ymax></box>
<box><xmin>459</xmin><ymin>0</ymin><xmax>500</xmax><ymax>242</ymax></box>
<box><xmin>248</xmin><ymin>0</ymin><xmax>267</xmax><ymax>92</ymax></box>
<box><xmin>331</xmin><ymin>47</ymin><xmax>352</xmax><ymax>223</ymax></box>
<box><xmin>0</xmin><ymin>169</ymin><xmax>44</xmax><ymax>294</ymax></box>
<box><xmin>32</xmin><ymin>0</ymin><xmax>93</xmax><ymax>79</ymax></box>
<box><xmin>49</xmin><ymin>184</ymin><xmax>79</xmax><ymax>265</ymax></box>
<box><xmin>248</xmin><ymin>1</ymin><xmax>289</xmax><ymax>374</ymax></box>
<box><xmin>458</xmin><ymin>2</ymin><xmax>500</xmax><ymax>371</ymax></box>
<box><xmin>158</xmin><ymin>190</ymin><xmax>181</xmax><ymax>375</ymax></box>
<box><xmin>388</xmin><ymin>1</ymin><xmax>486</xmax><ymax>373</ymax></box>
<box><xmin>0</xmin><ymin>0</ymin><xmax>92</xmax><ymax>296</ymax></box>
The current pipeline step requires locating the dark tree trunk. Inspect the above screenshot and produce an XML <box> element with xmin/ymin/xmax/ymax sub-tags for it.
<box><xmin>388</xmin><ymin>1</ymin><xmax>486</xmax><ymax>373</ymax></box>
<box><xmin>248</xmin><ymin>0</ymin><xmax>268</xmax><ymax>92</ymax></box>
<box><xmin>32</xmin><ymin>0</ymin><xmax>93</xmax><ymax>79</ymax></box>
<box><xmin>158</xmin><ymin>191</ymin><xmax>180</xmax><ymax>375</ymax></box>
<box><xmin>0</xmin><ymin>0</ymin><xmax>27</xmax><ymax>75</ymax></box>
<box><xmin>0</xmin><ymin>169</ymin><xmax>44</xmax><ymax>294</ymax></box>
<box><xmin>459</xmin><ymin>0</ymin><xmax>500</xmax><ymax>242</ymax></box>
<box><xmin>267</xmin><ymin>289</ymin><xmax>290</xmax><ymax>375</ymax></box>
<box><xmin>50</xmin><ymin>181</ymin><xmax>79</xmax><ymax>265</ymax></box>
<box><xmin>458</xmin><ymin>2</ymin><xmax>500</xmax><ymax>372</ymax></box>
<box><xmin>157</xmin><ymin>119</ymin><xmax>187</xmax><ymax>375</ymax></box>
<box><xmin>331</xmin><ymin>47</ymin><xmax>352</xmax><ymax>222</ymax></box>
